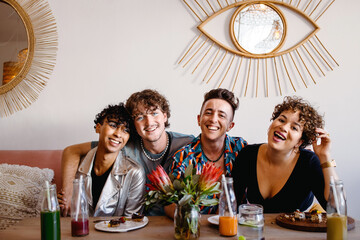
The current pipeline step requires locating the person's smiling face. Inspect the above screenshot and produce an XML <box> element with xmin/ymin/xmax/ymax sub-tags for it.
<box><xmin>268</xmin><ymin>110</ymin><xmax>304</xmax><ymax>151</ymax></box>
<box><xmin>132</xmin><ymin>103</ymin><xmax>167</xmax><ymax>144</ymax></box>
<box><xmin>96</xmin><ymin>119</ymin><xmax>130</xmax><ymax>153</ymax></box>
<box><xmin>197</xmin><ymin>98</ymin><xmax>234</xmax><ymax>143</ymax></box>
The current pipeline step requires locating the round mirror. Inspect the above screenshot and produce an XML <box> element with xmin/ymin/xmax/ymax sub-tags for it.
<box><xmin>0</xmin><ymin>0</ymin><xmax>57</xmax><ymax>118</ymax></box>
<box><xmin>230</xmin><ymin>3</ymin><xmax>286</xmax><ymax>55</ymax></box>
<box><xmin>0</xmin><ymin>0</ymin><xmax>31</xmax><ymax>87</ymax></box>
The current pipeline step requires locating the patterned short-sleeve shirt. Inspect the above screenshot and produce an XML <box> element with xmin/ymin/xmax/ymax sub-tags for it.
<box><xmin>170</xmin><ymin>134</ymin><xmax>247</xmax><ymax>214</ymax></box>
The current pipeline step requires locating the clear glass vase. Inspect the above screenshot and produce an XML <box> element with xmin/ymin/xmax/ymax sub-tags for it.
<box><xmin>174</xmin><ymin>204</ymin><xmax>200</xmax><ymax>240</ymax></box>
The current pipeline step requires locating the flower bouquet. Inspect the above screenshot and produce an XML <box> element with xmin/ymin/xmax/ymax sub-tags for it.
<box><xmin>145</xmin><ymin>162</ymin><xmax>223</xmax><ymax>240</ymax></box>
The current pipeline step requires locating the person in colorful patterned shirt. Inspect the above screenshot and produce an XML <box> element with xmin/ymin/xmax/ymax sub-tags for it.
<box><xmin>165</xmin><ymin>88</ymin><xmax>247</xmax><ymax>216</ymax></box>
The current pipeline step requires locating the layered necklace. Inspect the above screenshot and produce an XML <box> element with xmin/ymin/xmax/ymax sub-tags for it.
<box><xmin>140</xmin><ymin>135</ymin><xmax>169</xmax><ymax>162</ymax></box>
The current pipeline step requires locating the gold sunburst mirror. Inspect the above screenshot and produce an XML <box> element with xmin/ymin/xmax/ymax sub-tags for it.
<box><xmin>179</xmin><ymin>0</ymin><xmax>338</xmax><ymax>97</ymax></box>
<box><xmin>0</xmin><ymin>0</ymin><xmax>57</xmax><ymax>117</ymax></box>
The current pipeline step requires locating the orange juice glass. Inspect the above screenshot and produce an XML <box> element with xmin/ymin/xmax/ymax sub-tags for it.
<box><xmin>219</xmin><ymin>215</ymin><xmax>238</xmax><ymax>236</ymax></box>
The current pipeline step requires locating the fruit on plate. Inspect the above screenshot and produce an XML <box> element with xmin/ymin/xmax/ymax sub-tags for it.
<box><xmin>108</xmin><ymin>216</ymin><xmax>127</xmax><ymax>227</ymax></box>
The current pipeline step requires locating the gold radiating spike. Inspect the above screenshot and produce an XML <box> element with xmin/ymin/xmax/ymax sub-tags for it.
<box><xmin>256</xmin><ymin>59</ymin><xmax>259</xmax><ymax>97</ymax></box>
<box><xmin>244</xmin><ymin>58</ymin><xmax>252</xmax><ymax>97</ymax></box>
<box><xmin>297</xmin><ymin>0</ymin><xmax>302</xmax><ymax>8</ymax></box>
<box><xmin>309</xmin><ymin>0</ymin><xmax>322</xmax><ymax>17</ymax></box>
<box><xmin>315</xmin><ymin>35</ymin><xmax>339</xmax><ymax>66</ymax></box>
<box><xmin>194</xmin><ymin>0</ymin><xmax>209</xmax><ymax>17</ymax></box>
<box><xmin>289</xmin><ymin>52</ymin><xmax>307</xmax><ymax>88</ymax></box>
<box><xmin>273</xmin><ymin>58</ymin><xmax>283</xmax><ymax>96</ymax></box>
<box><xmin>315</xmin><ymin>0</ymin><xmax>336</xmax><ymax>22</ymax></box>
<box><xmin>302</xmin><ymin>44</ymin><xmax>325</xmax><ymax>76</ymax></box>
<box><xmin>192</xmin><ymin>42</ymin><xmax>215</xmax><ymax>74</ymax></box>
<box><xmin>232</xmin><ymin>57</ymin><xmax>243</xmax><ymax>92</ymax></box>
<box><xmin>280</xmin><ymin>55</ymin><xmax>296</xmax><ymax>92</ymax></box>
<box><xmin>203</xmin><ymin>47</ymin><xmax>221</xmax><ymax>82</ymax></box>
<box><xmin>218</xmin><ymin>54</ymin><xmax>236</xmax><ymax>88</ymax></box>
<box><xmin>295</xmin><ymin>49</ymin><xmax>316</xmax><ymax>84</ymax></box>
<box><xmin>265</xmin><ymin>58</ymin><xmax>268</xmax><ymax>97</ymax></box>
<box><xmin>183</xmin><ymin>38</ymin><xmax>209</xmax><ymax>67</ymax></box>
<box><xmin>206</xmin><ymin>0</ymin><xmax>215</xmax><ymax>14</ymax></box>
<box><xmin>304</xmin><ymin>0</ymin><xmax>313</xmax><ymax>12</ymax></box>
<box><xmin>178</xmin><ymin>34</ymin><xmax>203</xmax><ymax>64</ymax></box>
<box><xmin>308</xmin><ymin>39</ymin><xmax>333</xmax><ymax>70</ymax></box>
<box><xmin>183</xmin><ymin>0</ymin><xmax>203</xmax><ymax>22</ymax></box>
<box><xmin>206</xmin><ymin>51</ymin><xmax>228</xmax><ymax>84</ymax></box>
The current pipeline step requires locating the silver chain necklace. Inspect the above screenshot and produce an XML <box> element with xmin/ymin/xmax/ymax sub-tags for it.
<box><xmin>140</xmin><ymin>135</ymin><xmax>169</xmax><ymax>162</ymax></box>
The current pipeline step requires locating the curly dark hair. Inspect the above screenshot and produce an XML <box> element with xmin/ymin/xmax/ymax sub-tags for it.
<box><xmin>125</xmin><ymin>89</ymin><xmax>171</xmax><ymax>128</ymax></box>
<box><xmin>93</xmin><ymin>103</ymin><xmax>135</xmax><ymax>139</ymax></box>
<box><xmin>271</xmin><ymin>96</ymin><xmax>324</xmax><ymax>149</ymax></box>
<box><xmin>201</xmin><ymin>88</ymin><xmax>239</xmax><ymax>120</ymax></box>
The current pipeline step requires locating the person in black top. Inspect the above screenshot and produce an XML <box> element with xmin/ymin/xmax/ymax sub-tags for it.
<box><xmin>232</xmin><ymin>96</ymin><xmax>339</xmax><ymax>213</ymax></box>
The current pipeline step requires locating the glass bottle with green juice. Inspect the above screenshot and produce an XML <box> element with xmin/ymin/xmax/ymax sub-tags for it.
<box><xmin>327</xmin><ymin>178</ymin><xmax>347</xmax><ymax>240</ymax></box>
<box><xmin>40</xmin><ymin>183</ymin><xmax>61</xmax><ymax>240</ymax></box>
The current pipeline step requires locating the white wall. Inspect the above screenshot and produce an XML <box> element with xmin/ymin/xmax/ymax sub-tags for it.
<box><xmin>1</xmin><ymin>0</ymin><xmax>359</xmax><ymax>218</ymax></box>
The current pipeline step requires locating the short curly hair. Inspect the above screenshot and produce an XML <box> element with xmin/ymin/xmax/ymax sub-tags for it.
<box><xmin>94</xmin><ymin>103</ymin><xmax>135</xmax><ymax>138</ymax></box>
<box><xmin>125</xmin><ymin>89</ymin><xmax>171</xmax><ymax>128</ymax></box>
<box><xmin>271</xmin><ymin>96</ymin><xmax>324</xmax><ymax>148</ymax></box>
<box><xmin>201</xmin><ymin>88</ymin><xmax>239</xmax><ymax>120</ymax></box>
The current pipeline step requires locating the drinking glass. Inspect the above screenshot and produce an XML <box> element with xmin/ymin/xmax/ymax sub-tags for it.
<box><xmin>238</xmin><ymin>204</ymin><xmax>264</xmax><ymax>240</ymax></box>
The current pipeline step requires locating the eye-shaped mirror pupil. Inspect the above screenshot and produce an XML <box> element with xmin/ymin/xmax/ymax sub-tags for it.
<box><xmin>231</xmin><ymin>3</ymin><xmax>286</xmax><ymax>55</ymax></box>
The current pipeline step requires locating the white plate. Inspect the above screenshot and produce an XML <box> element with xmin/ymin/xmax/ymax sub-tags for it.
<box><xmin>94</xmin><ymin>216</ymin><xmax>149</xmax><ymax>232</ymax></box>
<box><xmin>208</xmin><ymin>215</ymin><xmax>219</xmax><ymax>225</ymax></box>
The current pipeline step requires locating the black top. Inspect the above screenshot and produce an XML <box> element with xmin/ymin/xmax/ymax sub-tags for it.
<box><xmin>232</xmin><ymin>144</ymin><xmax>327</xmax><ymax>213</ymax></box>
<box><xmin>91</xmin><ymin>162</ymin><xmax>113</xmax><ymax>208</ymax></box>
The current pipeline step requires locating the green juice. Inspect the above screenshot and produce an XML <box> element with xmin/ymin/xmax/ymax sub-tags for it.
<box><xmin>41</xmin><ymin>210</ymin><xmax>61</xmax><ymax>240</ymax></box>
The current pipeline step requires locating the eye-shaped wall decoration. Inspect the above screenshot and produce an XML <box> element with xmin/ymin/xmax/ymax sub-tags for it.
<box><xmin>179</xmin><ymin>0</ymin><xmax>338</xmax><ymax>97</ymax></box>
<box><xmin>0</xmin><ymin>0</ymin><xmax>57</xmax><ymax>117</ymax></box>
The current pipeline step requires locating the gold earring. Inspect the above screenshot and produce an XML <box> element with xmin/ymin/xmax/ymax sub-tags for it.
<box><xmin>293</xmin><ymin>147</ymin><xmax>299</xmax><ymax>153</ymax></box>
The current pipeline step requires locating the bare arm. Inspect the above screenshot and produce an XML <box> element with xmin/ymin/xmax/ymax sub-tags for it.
<box><xmin>312</xmin><ymin>128</ymin><xmax>339</xmax><ymax>201</ymax></box>
<box><xmin>58</xmin><ymin>142</ymin><xmax>92</xmax><ymax>216</ymax></box>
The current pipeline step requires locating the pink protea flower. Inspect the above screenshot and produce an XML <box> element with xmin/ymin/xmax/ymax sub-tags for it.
<box><xmin>198</xmin><ymin>162</ymin><xmax>223</xmax><ymax>191</ymax></box>
<box><xmin>146</xmin><ymin>165</ymin><xmax>173</xmax><ymax>193</ymax></box>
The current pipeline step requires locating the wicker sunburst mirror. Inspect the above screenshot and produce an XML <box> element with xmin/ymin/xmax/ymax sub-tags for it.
<box><xmin>179</xmin><ymin>0</ymin><xmax>338</xmax><ymax>97</ymax></box>
<box><xmin>0</xmin><ymin>0</ymin><xmax>57</xmax><ymax>117</ymax></box>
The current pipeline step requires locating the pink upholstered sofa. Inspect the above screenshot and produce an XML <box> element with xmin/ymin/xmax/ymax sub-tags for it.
<box><xmin>0</xmin><ymin>150</ymin><xmax>63</xmax><ymax>189</ymax></box>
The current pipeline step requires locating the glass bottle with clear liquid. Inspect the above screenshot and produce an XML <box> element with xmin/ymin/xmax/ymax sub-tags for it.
<box><xmin>71</xmin><ymin>177</ymin><xmax>89</xmax><ymax>237</ymax></box>
<box><xmin>327</xmin><ymin>179</ymin><xmax>347</xmax><ymax>240</ymax></box>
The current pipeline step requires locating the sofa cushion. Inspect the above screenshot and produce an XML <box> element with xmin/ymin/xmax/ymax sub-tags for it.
<box><xmin>0</xmin><ymin>164</ymin><xmax>54</xmax><ymax>229</ymax></box>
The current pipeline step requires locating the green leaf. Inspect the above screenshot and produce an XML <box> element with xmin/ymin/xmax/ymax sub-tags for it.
<box><xmin>200</xmin><ymin>198</ymin><xmax>219</xmax><ymax>206</ymax></box>
<box><xmin>192</xmin><ymin>174</ymin><xmax>200</xmax><ymax>186</ymax></box>
<box><xmin>179</xmin><ymin>194</ymin><xmax>192</xmax><ymax>206</ymax></box>
<box><xmin>184</xmin><ymin>165</ymin><xmax>193</xmax><ymax>178</ymax></box>
<box><xmin>173</xmin><ymin>179</ymin><xmax>183</xmax><ymax>190</ymax></box>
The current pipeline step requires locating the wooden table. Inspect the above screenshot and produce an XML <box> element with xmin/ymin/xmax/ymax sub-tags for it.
<box><xmin>0</xmin><ymin>214</ymin><xmax>359</xmax><ymax>239</ymax></box>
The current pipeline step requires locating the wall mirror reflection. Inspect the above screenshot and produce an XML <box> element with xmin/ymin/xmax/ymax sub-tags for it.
<box><xmin>231</xmin><ymin>3</ymin><xmax>286</xmax><ymax>55</ymax></box>
<box><xmin>0</xmin><ymin>0</ymin><xmax>28</xmax><ymax>86</ymax></box>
